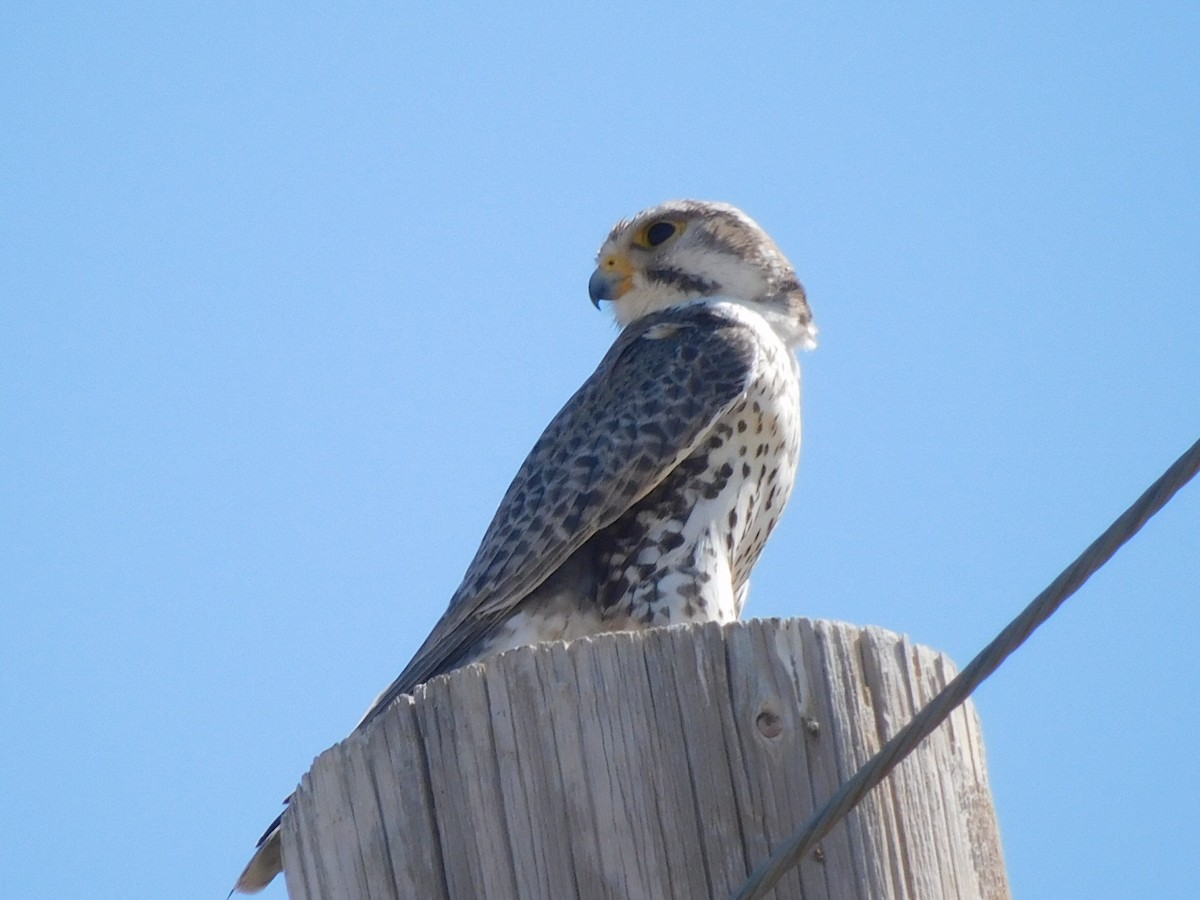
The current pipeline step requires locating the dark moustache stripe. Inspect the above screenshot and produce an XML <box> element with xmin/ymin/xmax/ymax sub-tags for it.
<box><xmin>646</xmin><ymin>266</ymin><xmax>718</xmax><ymax>295</ymax></box>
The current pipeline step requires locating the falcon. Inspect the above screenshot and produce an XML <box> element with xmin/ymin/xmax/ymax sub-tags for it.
<box><xmin>235</xmin><ymin>199</ymin><xmax>816</xmax><ymax>892</ymax></box>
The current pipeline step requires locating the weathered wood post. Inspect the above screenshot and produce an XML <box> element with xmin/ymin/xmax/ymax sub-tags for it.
<box><xmin>281</xmin><ymin>618</ymin><xmax>1009</xmax><ymax>899</ymax></box>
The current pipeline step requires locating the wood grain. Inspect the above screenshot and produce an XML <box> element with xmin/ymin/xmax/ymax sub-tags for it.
<box><xmin>281</xmin><ymin>618</ymin><xmax>1009</xmax><ymax>899</ymax></box>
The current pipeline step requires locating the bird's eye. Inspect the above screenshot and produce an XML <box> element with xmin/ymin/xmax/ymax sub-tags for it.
<box><xmin>645</xmin><ymin>221</ymin><xmax>677</xmax><ymax>247</ymax></box>
<box><xmin>634</xmin><ymin>219</ymin><xmax>683</xmax><ymax>249</ymax></box>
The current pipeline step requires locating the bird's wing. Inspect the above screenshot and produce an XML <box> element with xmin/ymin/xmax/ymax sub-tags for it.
<box><xmin>235</xmin><ymin>304</ymin><xmax>767</xmax><ymax>895</ymax></box>
<box><xmin>359</xmin><ymin>303</ymin><xmax>764</xmax><ymax>725</ymax></box>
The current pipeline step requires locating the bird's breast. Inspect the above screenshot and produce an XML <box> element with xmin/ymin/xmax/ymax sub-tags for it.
<box><xmin>596</xmin><ymin>340</ymin><xmax>802</xmax><ymax>627</ymax></box>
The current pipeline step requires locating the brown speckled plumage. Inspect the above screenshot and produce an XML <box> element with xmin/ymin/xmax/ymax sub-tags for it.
<box><xmin>235</xmin><ymin>199</ymin><xmax>815</xmax><ymax>894</ymax></box>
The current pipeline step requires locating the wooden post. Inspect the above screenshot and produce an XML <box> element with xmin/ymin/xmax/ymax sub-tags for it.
<box><xmin>281</xmin><ymin>618</ymin><xmax>1010</xmax><ymax>899</ymax></box>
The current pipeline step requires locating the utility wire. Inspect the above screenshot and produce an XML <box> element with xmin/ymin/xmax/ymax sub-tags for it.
<box><xmin>731</xmin><ymin>436</ymin><xmax>1200</xmax><ymax>900</ymax></box>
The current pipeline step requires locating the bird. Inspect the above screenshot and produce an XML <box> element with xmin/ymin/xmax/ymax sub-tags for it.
<box><xmin>234</xmin><ymin>199</ymin><xmax>816</xmax><ymax>893</ymax></box>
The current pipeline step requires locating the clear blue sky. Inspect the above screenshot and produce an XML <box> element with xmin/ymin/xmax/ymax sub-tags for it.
<box><xmin>3</xmin><ymin>5</ymin><xmax>1198</xmax><ymax>899</ymax></box>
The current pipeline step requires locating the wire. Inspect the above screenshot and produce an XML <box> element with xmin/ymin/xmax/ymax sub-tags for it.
<box><xmin>731</xmin><ymin>436</ymin><xmax>1200</xmax><ymax>900</ymax></box>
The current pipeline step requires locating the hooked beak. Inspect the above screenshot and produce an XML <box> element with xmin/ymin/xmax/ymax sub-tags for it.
<box><xmin>588</xmin><ymin>253</ymin><xmax>634</xmax><ymax>308</ymax></box>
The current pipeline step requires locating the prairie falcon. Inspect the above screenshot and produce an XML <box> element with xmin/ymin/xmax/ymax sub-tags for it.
<box><xmin>235</xmin><ymin>200</ymin><xmax>816</xmax><ymax>892</ymax></box>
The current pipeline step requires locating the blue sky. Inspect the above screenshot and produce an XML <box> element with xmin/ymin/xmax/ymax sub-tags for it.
<box><xmin>2</xmin><ymin>4</ymin><xmax>1198</xmax><ymax>898</ymax></box>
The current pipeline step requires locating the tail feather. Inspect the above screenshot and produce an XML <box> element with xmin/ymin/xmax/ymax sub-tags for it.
<box><xmin>234</xmin><ymin>814</ymin><xmax>283</xmax><ymax>894</ymax></box>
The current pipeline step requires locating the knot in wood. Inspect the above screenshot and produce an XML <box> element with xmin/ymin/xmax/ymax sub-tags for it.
<box><xmin>755</xmin><ymin>708</ymin><xmax>783</xmax><ymax>738</ymax></box>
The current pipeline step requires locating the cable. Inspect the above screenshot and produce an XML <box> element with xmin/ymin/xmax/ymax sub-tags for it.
<box><xmin>731</xmin><ymin>436</ymin><xmax>1200</xmax><ymax>900</ymax></box>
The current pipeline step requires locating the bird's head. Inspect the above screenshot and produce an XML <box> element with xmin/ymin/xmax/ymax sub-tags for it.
<box><xmin>588</xmin><ymin>200</ymin><xmax>816</xmax><ymax>349</ymax></box>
